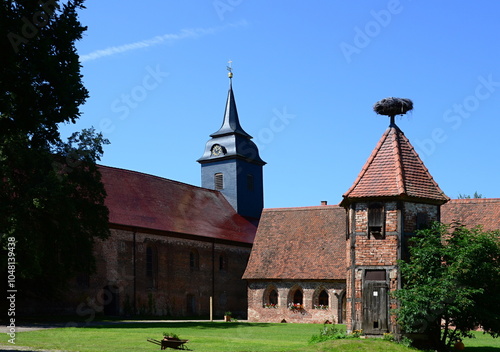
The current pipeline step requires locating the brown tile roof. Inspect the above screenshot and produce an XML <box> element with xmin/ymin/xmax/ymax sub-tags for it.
<box><xmin>243</xmin><ymin>205</ymin><xmax>346</xmax><ymax>280</ymax></box>
<box><xmin>341</xmin><ymin>125</ymin><xmax>449</xmax><ymax>205</ymax></box>
<box><xmin>441</xmin><ymin>198</ymin><xmax>500</xmax><ymax>231</ymax></box>
<box><xmin>100</xmin><ymin>165</ymin><xmax>257</xmax><ymax>244</ymax></box>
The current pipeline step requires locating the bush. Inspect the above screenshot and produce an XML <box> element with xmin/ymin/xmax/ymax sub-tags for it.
<box><xmin>309</xmin><ymin>325</ymin><xmax>353</xmax><ymax>344</ymax></box>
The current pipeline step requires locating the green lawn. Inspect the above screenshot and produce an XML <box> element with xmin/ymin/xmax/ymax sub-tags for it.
<box><xmin>4</xmin><ymin>322</ymin><xmax>500</xmax><ymax>352</ymax></box>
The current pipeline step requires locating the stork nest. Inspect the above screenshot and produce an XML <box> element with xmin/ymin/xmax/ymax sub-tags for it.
<box><xmin>373</xmin><ymin>97</ymin><xmax>413</xmax><ymax>116</ymax></box>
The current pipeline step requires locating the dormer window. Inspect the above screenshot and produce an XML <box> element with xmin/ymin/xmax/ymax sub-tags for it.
<box><xmin>368</xmin><ymin>203</ymin><xmax>385</xmax><ymax>238</ymax></box>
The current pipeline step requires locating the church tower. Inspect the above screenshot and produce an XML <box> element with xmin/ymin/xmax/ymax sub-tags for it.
<box><xmin>340</xmin><ymin>98</ymin><xmax>449</xmax><ymax>335</ymax></box>
<box><xmin>198</xmin><ymin>68</ymin><xmax>266</xmax><ymax>220</ymax></box>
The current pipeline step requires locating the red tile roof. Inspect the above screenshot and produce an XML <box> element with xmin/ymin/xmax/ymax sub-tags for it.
<box><xmin>243</xmin><ymin>205</ymin><xmax>346</xmax><ymax>280</ymax></box>
<box><xmin>441</xmin><ymin>198</ymin><xmax>500</xmax><ymax>231</ymax></box>
<box><xmin>99</xmin><ymin>165</ymin><xmax>257</xmax><ymax>244</ymax></box>
<box><xmin>341</xmin><ymin>125</ymin><xmax>449</xmax><ymax>205</ymax></box>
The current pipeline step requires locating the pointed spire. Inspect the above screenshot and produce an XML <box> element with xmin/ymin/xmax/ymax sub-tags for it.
<box><xmin>210</xmin><ymin>64</ymin><xmax>251</xmax><ymax>138</ymax></box>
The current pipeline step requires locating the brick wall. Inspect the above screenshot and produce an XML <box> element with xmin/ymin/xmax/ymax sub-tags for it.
<box><xmin>247</xmin><ymin>280</ymin><xmax>345</xmax><ymax>324</ymax></box>
<box><xmin>345</xmin><ymin>200</ymin><xmax>441</xmax><ymax>334</ymax></box>
<box><xmin>65</xmin><ymin>228</ymin><xmax>251</xmax><ymax>319</ymax></box>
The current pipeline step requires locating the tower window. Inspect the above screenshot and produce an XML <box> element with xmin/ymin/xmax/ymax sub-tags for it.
<box><xmin>368</xmin><ymin>203</ymin><xmax>385</xmax><ymax>238</ymax></box>
<box><xmin>214</xmin><ymin>173</ymin><xmax>224</xmax><ymax>190</ymax></box>
<box><xmin>247</xmin><ymin>174</ymin><xmax>254</xmax><ymax>191</ymax></box>
<box><xmin>416</xmin><ymin>212</ymin><xmax>429</xmax><ymax>230</ymax></box>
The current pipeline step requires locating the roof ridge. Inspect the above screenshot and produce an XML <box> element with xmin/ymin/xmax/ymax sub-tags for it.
<box><xmin>392</xmin><ymin>127</ymin><xmax>406</xmax><ymax>195</ymax></box>
<box><xmin>264</xmin><ymin>205</ymin><xmax>341</xmax><ymax>212</ymax></box>
<box><xmin>448</xmin><ymin>198</ymin><xmax>500</xmax><ymax>203</ymax></box>
<box><xmin>397</xmin><ymin>132</ymin><xmax>449</xmax><ymax>202</ymax></box>
<box><xmin>342</xmin><ymin>128</ymin><xmax>391</xmax><ymax>198</ymax></box>
<box><xmin>98</xmin><ymin>164</ymin><xmax>220</xmax><ymax>194</ymax></box>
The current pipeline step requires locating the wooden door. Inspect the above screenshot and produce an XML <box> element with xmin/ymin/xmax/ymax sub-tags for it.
<box><xmin>362</xmin><ymin>281</ymin><xmax>388</xmax><ymax>334</ymax></box>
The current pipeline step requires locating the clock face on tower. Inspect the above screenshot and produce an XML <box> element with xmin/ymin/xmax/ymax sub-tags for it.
<box><xmin>211</xmin><ymin>144</ymin><xmax>224</xmax><ymax>157</ymax></box>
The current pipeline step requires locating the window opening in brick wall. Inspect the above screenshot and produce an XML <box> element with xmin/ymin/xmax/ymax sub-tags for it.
<box><xmin>368</xmin><ymin>203</ymin><xmax>385</xmax><ymax>238</ymax></box>
<box><xmin>146</xmin><ymin>246</ymin><xmax>154</xmax><ymax>277</ymax></box>
<box><xmin>365</xmin><ymin>270</ymin><xmax>386</xmax><ymax>281</ymax></box>
<box><xmin>189</xmin><ymin>250</ymin><xmax>199</xmax><ymax>271</ymax></box>
<box><xmin>214</xmin><ymin>173</ymin><xmax>224</xmax><ymax>190</ymax></box>
<box><xmin>269</xmin><ymin>289</ymin><xmax>278</xmax><ymax>305</ymax></box>
<box><xmin>146</xmin><ymin>246</ymin><xmax>158</xmax><ymax>289</ymax></box>
<box><xmin>186</xmin><ymin>294</ymin><xmax>196</xmax><ymax>315</ymax></box>
<box><xmin>219</xmin><ymin>253</ymin><xmax>227</xmax><ymax>271</ymax></box>
<box><xmin>293</xmin><ymin>289</ymin><xmax>303</xmax><ymax>305</ymax></box>
<box><xmin>318</xmin><ymin>290</ymin><xmax>329</xmax><ymax>306</ymax></box>
<box><xmin>416</xmin><ymin>212</ymin><xmax>429</xmax><ymax>230</ymax></box>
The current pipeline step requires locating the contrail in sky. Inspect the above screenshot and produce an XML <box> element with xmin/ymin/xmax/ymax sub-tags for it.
<box><xmin>80</xmin><ymin>21</ymin><xmax>247</xmax><ymax>62</ymax></box>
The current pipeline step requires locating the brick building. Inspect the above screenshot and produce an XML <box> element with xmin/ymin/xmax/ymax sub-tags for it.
<box><xmin>243</xmin><ymin>112</ymin><xmax>499</xmax><ymax>332</ymax></box>
<box><xmin>62</xmin><ymin>75</ymin><xmax>265</xmax><ymax>318</ymax></box>
<box><xmin>243</xmin><ymin>205</ymin><xmax>346</xmax><ymax>323</ymax></box>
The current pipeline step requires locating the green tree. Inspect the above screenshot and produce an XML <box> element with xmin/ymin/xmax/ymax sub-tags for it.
<box><xmin>394</xmin><ymin>223</ymin><xmax>500</xmax><ymax>350</ymax></box>
<box><xmin>457</xmin><ymin>192</ymin><xmax>483</xmax><ymax>199</ymax></box>
<box><xmin>0</xmin><ymin>1</ymin><xmax>110</xmax><ymax>298</ymax></box>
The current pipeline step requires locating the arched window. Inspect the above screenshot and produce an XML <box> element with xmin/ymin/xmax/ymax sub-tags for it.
<box><xmin>318</xmin><ymin>290</ymin><xmax>329</xmax><ymax>306</ymax></box>
<box><xmin>293</xmin><ymin>289</ymin><xmax>303</xmax><ymax>305</ymax></box>
<box><xmin>269</xmin><ymin>290</ymin><xmax>278</xmax><ymax>305</ymax></box>
<box><xmin>263</xmin><ymin>286</ymin><xmax>279</xmax><ymax>308</ymax></box>
<box><xmin>288</xmin><ymin>287</ymin><xmax>304</xmax><ymax>310</ymax></box>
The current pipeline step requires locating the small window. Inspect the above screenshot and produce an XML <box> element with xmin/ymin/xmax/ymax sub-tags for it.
<box><xmin>365</xmin><ymin>270</ymin><xmax>386</xmax><ymax>281</ymax></box>
<box><xmin>416</xmin><ymin>212</ymin><xmax>429</xmax><ymax>230</ymax></box>
<box><xmin>368</xmin><ymin>203</ymin><xmax>384</xmax><ymax>238</ymax></box>
<box><xmin>247</xmin><ymin>174</ymin><xmax>254</xmax><ymax>191</ymax></box>
<box><xmin>214</xmin><ymin>173</ymin><xmax>224</xmax><ymax>190</ymax></box>
<box><xmin>189</xmin><ymin>250</ymin><xmax>199</xmax><ymax>271</ymax></box>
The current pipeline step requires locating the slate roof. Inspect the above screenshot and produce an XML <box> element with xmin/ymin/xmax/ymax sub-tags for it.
<box><xmin>341</xmin><ymin>124</ymin><xmax>449</xmax><ymax>205</ymax></box>
<box><xmin>242</xmin><ymin>205</ymin><xmax>346</xmax><ymax>280</ymax></box>
<box><xmin>198</xmin><ymin>81</ymin><xmax>265</xmax><ymax>165</ymax></box>
<box><xmin>441</xmin><ymin>198</ymin><xmax>500</xmax><ymax>231</ymax></box>
<box><xmin>99</xmin><ymin>165</ymin><xmax>257</xmax><ymax>244</ymax></box>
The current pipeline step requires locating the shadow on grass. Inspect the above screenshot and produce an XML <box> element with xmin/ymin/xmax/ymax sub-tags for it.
<box><xmin>86</xmin><ymin>321</ymin><xmax>274</xmax><ymax>330</ymax></box>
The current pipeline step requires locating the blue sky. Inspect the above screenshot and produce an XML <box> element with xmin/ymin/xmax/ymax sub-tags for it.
<box><xmin>61</xmin><ymin>0</ymin><xmax>500</xmax><ymax>208</ymax></box>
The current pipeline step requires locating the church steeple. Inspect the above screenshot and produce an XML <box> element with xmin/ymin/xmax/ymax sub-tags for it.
<box><xmin>210</xmin><ymin>80</ymin><xmax>252</xmax><ymax>139</ymax></box>
<box><xmin>198</xmin><ymin>66</ymin><xmax>265</xmax><ymax>220</ymax></box>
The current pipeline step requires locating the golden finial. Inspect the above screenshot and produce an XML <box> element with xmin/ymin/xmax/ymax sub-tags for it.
<box><xmin>227</xmin><ymin>60</ymin><xmax>233</xmax><ymax>79</ymax></box>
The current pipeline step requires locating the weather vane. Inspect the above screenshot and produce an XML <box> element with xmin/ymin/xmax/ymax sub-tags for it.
<box><xmin>227</xmin><ymin>60</ymin><xmax>233</xmax><ymax>79</ymax></box>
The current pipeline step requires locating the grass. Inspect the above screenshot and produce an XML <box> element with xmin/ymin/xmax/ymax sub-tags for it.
<box><xmin>4</xmin><ymin>322</ymin><xmax>500</xmax><ymax>352</ymax></box>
